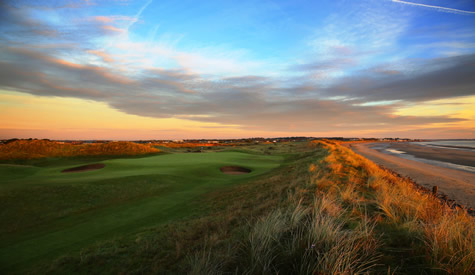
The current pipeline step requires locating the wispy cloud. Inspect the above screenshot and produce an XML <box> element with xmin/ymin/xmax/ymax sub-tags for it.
<box><xmin>392</xmin><ymin>0</ymin><xmax>475</xmax><ymax>15</ymax></box>
<box><xmin>126</xmin><ymin>0</ymin><xmax>153</xmax><ymax>32</ymax></box>
<box><xmin>304</xmin><ymin>0</ymin><xmax>411</xmax><ymax>84</ymax></box>
<box><xmin>310</xmin><ymin>1</ymin><xmax>409</xmax><ymax>50</ymax></box>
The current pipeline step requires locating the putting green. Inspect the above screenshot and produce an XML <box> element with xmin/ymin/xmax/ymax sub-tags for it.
<box><xmin>0</xmin><ymin>151</ymin><xmax>283</xmax><ymax>272</ymax></box>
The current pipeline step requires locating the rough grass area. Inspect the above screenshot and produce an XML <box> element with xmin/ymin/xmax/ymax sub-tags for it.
<box><xmin>182</xmin><ymin>141</ymin><xmax>473</xmax><ymax>274</ymax></box>
<box><xmin>0</xmin><ymin>139</ymin><xmax>160</xmax><ymax>160</ymax></box>
<box><xmin>309</xmin><ymin>141</ymin><xmax>474</xmax><ymax>274</ymax></box>
<box><xmin>1</xmin><ymin>141</ymin><xmax>473</xmax><ymax>274</ymax></box>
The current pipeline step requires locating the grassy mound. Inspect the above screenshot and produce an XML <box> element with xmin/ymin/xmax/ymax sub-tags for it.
<box><xmin>0</xmin><ymin>140</ymin><xmax>160</xmax><ymax>160</ymax></box>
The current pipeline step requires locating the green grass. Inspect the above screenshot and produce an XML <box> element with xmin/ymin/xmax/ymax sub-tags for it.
<box><xmin>0</xmin><ymin>150</ymin><xmax>283</xmax><ymax>272</ymax></box>
<box><xmin>26</xmin><ymin>142</ymin><xmax>320</xmax><ymax>274</ymax></box>
<box><xmin>5</xmin><ymin>141</ymin><xmax>467</xmax><ymax>274</ymax></box>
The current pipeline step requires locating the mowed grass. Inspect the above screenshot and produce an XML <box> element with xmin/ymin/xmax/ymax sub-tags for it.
<box><xmin>0</xmin><ymin>150</ymin><xmax>283</xmax><ymax>272</ymax></box>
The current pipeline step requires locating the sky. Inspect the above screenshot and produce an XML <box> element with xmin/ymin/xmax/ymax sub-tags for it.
<box><xmin>0</xmin><ymin>0</ymin><xmax>474</xmax><ymax>140</ymax></box>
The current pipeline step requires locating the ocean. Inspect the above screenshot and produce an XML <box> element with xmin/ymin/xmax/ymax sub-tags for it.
<box><xmin>370</xmin><ymin>141</ymin><xmax>475</xmax><ymax>174</ymax></box>
<box><xmin>415</xmin><ymin>140</ymin><xmax>475</xmax><ymax>152</ymax></box>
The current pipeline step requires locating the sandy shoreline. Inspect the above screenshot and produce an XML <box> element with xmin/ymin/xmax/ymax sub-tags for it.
<box><xmin>349</xmin><ymin>142</ymin><xmax>475</xmax><ymax>209</ymax></box>
<box><xmin>389</xmin><ymin>142</ymin><xmax>475</xmax><ymax>167</ymax></box>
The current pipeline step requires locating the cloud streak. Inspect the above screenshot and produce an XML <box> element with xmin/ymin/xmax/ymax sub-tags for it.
<box><xmin>392</xmin><ymin>0</ymin><xmax>475</xmax><ymax>15</ymax></box>
<box><xmin>126</xmin><ymin>0</ymin><xmax>153</xmax><ymax>32</ymax></box>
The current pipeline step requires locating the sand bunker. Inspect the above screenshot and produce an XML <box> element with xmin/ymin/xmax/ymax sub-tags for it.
<box><xmin>220</xmin><ymin>166</ymin><xmax>251</xmax><ymax>175</ymax></box>
<box><xmin>61</xmin><ymin>163</ymin><xmax>105</xmax><ymax>173</ymax></box>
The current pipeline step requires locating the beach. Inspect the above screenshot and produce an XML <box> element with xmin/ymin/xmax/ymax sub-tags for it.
<box><xmin>349</xmin><ymin>142</ymin><xmax>475</xmax><ymax>209</ymax></box>
<box><xmin>390</xmin><ymin>142</ymin><xmax>475</xmax><ymax>167</ymax></box>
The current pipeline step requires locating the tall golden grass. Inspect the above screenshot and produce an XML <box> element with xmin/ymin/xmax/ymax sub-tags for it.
<box><xmin>188</xmin><ymin>199</ymin><xmax>380</xmax><ymax>274</ymax></box>
<box><xmin>0</xmin><ymin>139</ymin><xmax>160</xmax><ymax>160</ymax></box>
<box><xmin>311</xmin><ymin>140</ymin><xmax>474</xmax><ymax>274</ymax></box>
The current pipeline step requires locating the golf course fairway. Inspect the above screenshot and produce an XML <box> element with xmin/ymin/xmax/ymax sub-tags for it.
<box><xmin>0</xmin><ymin>151</ymin><xmax>283</xmax><ymax>272</ymax></box>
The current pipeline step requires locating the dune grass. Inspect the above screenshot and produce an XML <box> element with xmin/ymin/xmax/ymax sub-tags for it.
<box><xmin>311</xmin><ymin>140</ymin><xmax>474</xmax><ymax>274</ymax></box>
<box><xmin>183</xmin><ymin>140</ymin><xmax>473</xmax><ymax>274</ymax></box>
<box><xmin>0</xmin><ymin>139</ymin><xmax>160</xmax><ymax>160</ymax></box>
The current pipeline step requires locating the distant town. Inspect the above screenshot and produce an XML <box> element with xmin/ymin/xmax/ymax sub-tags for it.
<box><xmin>1</xmin><ymin>137</ymin><xmax>423</xmax><ymax>145</ymax></box>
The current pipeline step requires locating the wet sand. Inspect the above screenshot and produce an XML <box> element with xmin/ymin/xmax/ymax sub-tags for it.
<box><xmin>349</xmin><ymin>142</ymin><xmax>475</xmax><ymax>209</ymax></box>
<box><xmin>390</xmin><ymin>142</ymin><xmax>475</xmax><ymax>167</ymax></box>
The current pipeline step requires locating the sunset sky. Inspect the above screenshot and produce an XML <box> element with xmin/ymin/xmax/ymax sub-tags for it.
<box><xmin>0</xmin><ymin>0</ymin><xmax>474</xmax><ymax>140</ymax></box>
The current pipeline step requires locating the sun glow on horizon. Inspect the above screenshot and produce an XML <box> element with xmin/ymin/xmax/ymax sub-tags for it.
<box><xmin>394</xmin><ymin>96</ymin><xmax>475</xmax><ymax>130</ymax></box>
<box><xmin>0</xmin><ymin>90</ymin><xmax>246</xmax><ymax>140</ymax></box>
<box><xmin>0</xmin><ymin>0</ymin><xmax>474</xmax><ymax>139</ymax></box>
<box><xmin>1</xmin><ymin>90</ymin><xmax>473</xmax><ymax>140</ymax></box>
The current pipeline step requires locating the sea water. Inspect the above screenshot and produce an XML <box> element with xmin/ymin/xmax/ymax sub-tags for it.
<box><xmin>370</xmin><ymin>142</ymin><xmax>475</xmax><ymax>174</ymax></box>
<box><xmin>416</xmin><ymin>140</ymin><xmax>475</xmax><ymax>152</ymax></box>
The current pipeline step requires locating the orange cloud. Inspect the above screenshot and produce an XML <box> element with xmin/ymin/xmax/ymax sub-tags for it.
<box><xmin>87</xmin><ymin>50</ymin><xmax>115</xmax><ymax>63</ymax></box>
<box><xmin>51</xmin><ymin>58</ymin><xmax>84</xmax><ymax>69</ymax></box>
<box><xmin>91</xmin><ymin>15</ymin><xmax>134</xmax><ymax>23</ymax></box>
<box><xmin>93</xmin><ymin>16</ymin><xmax>114</xmax><ymax>23</ymax></box>
<box><xmin>46</xmin><ymin>55</ymin><xmax>133</xmax><ymax>85</ymax></box>
<box><xmin>6</xmin><ymin>47</ymin><xmax>134</xmax><ymax>86</ymax></box>
<box><xmin>101</xmin><ymin>25</ymin><xmax>126</xmax><ymax>34</ymax></box>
